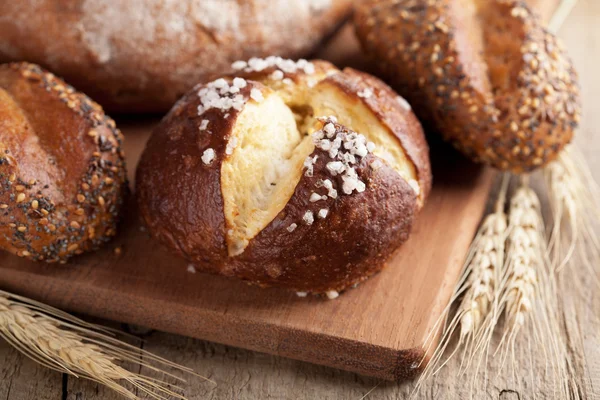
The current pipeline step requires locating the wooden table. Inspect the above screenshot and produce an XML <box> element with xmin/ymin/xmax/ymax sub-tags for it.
<box><xmin>1</xmin><ymin>1</ymin><xmax>599</xmax><ymax>398</ymax></box>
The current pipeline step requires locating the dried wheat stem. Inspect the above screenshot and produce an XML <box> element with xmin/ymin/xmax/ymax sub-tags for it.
<box><xmin>0</xmin><ymin>291</ymin><xmax>214</xmax><ymax>400</ymax></box>
<box><xmin>413</xmin><ymin>175</ymin><xmax>509</xmax><ymax>395</ymax></box>
<box><xmin>502</xmin><ymin>182</ymin><xmax>542</xmax><ymax>332</ymax></box>
<box><xmin>545</xmin><ymin>147</ymin><xmax>600</xmax><ymax>284</ymax></box>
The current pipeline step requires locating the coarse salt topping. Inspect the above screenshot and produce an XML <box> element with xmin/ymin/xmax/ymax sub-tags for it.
<box><xmin>232</xmin><ymin>56</ymin><xmax>315</xmax><ymax>75</ymax></box>
<box><xmin>311</xmin><ymin>117</ymin><xmax>374</xmax><ymax>195</ymax></box>
<box><xmin>199</xmin><ymin>119</ymin><xmax>209</xmax><ymax>131</ymax></box>
<box><xmin>197</xmin><ymin>78</ymin><xmax>248</xmax><ymax>115</ymax></box>
<box><xmin>396</xmin><ymin>96</ymin><xmax>412</xmax><ymax>111</ymax></box>
<box><xmin>250</xmin><ymin>88</ymin><xmax>264</xmax><ymax>102</ymax></box>
<box><xmin>201</xmin><ymin>148</ymin><xmax>216</xmax><ymax>165</ymax></box>
<box><xmin>357</xmin><ymin>88</ymin><xmax>374</xmax><ymax>99</ymax></box>
<box><xmin>303</xmin><ymin>211</ymin><xmax>314</xmax><ymax>225</ymax></box>
<box><xmin>326</xmin><ymin>290</ymin><xmax>339</xmax><ymax>300</ymax></box>
<box><xmin>225</xmin><ymin>137</ymin><xmax>238</xmax><ymax>155</ymax></box>
<box><xmin>303</xmin><ymin>155</ymin><xmax>318</xmax><ymax>177</ymax></box>
<box><xmin>287</xmin><ymin>223</ymin><xmax>298</xmax><ymax>232</ymax></box>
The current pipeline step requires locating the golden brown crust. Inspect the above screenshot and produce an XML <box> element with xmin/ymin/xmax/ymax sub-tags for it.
<box><xmin>136</xmin><ymin>61</ymin><xmax>431</xmax><ymax>294</ymax></box>
<box><xmin>0</xmin><ymin>62</ymin><xmax>127</xmax><ymax>262</ymax></box>
<box><xmin>354</xmin><ymin>0</ymin><xmax>581</xmax><ymax>172</ymax></box>
<box><xmin>0</xmin><ymin>0</ymin><xmax>352</xmax><ymax>113</ymax></box>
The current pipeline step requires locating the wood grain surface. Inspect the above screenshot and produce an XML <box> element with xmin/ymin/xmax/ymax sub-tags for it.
<box><xmin>2</xmin><ymin>0</ymin><xmax>599</xmax><ymax>399</ymax></box>
<box><xmin>0</xmin><ymin>119</ymin><xmax>494</xmax><ymax>382</ymax></box>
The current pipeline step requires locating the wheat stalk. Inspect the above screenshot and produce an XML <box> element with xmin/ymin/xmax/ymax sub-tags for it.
<box><xmin>495</xmin><ymin>179</ymin><xmax>572</xmax><ymax>397</ymax></box>
<box><xmin>545</xmin><ymin>146</ymin><xmax>600</xmax><ymax>283</ymax></box>
<box><xmin>0</xmin><ymin>290</ymin><xmax>214</xmax><ymax>400</ymax></box>
<box><xmin>501</xmin><ymin>183</ymin><xmax>541</xmax><ymax>332</ymax></box>
<box><xmin>413</xmin><ymin>175</ymin><xmax>509</xmax><ymax>396</ymax></box>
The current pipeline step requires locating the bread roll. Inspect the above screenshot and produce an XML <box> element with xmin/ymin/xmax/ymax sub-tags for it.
<box><xmin>0</xmin><ymin>63</ymin><xmax>127</xmax><ymax>262</ymax></box>
<box><xmin>136</xmin><ymin>57</ymin><xmax>431</xmax><ymax>295</ymax></box>
<box><xmin>354</xmin><ymin>0</ymin><xmax>581</xmax><ymax>172</ymax></box>
<box><xmin>0</xmin><ymin>0</ymin><xmax>352</xmax><ymax>113</ymax></box>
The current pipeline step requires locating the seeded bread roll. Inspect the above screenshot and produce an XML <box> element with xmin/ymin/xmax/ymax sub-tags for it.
<box><xmin>136</xmin><ymin>57</ymin><xmax>431</xmax><ymax>296</ymax></box>
<box><xmin>0</xmin><ymin>0</ymin><xmax>352</xmax><ymax>113</ymax></box>
<box><xmin>0</xmin><ymin>63</ymin><xmax>127</xmax><ymax>263</ymax></box>
<box><xmin>354</xmin><ymin>0</ymin><xmax>581</xmax><ymax>172</ymax></box>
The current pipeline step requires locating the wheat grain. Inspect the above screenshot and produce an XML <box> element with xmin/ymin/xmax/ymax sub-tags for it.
<box><xmin>0</xmin><ymin>291</ymin><xmax>214</xmax><ymax>400</ymax></box>
<box><xmin>502</xmin><ymin>185</ymin><xmax>542</xmax><ymax>332</ymax></box>
<box><xmin>458</xmin><ymin>212</ymin><xmax>506</xmax><ymax>338</ymax></box>
<box><xmin>413</xmin><ymin>175</ymin><xmax>509</xmax><ymax>397</ymax></box>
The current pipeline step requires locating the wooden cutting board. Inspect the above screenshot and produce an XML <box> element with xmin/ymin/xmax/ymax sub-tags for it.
<box><xmin>1</xmin><ymin>0</ymin><xmax>566</xmax><ymax>378</ymax></box>
<box><xmin>0</xmin><ymin>119</ymin><xmax>494</xmax><ymax>380</ymax></box>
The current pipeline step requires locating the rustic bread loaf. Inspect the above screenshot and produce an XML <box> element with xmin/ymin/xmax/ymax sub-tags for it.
<box><xmin>136</xmin><ymin>57</ymin><xmax>431</xmax><ymax>296</ymax></box>
<box><xmin>0</xmin><ymin>63</ymin><xmax>127</xmax><ymax>263</ymax></box>
<box><xmin>0</xmin><ymin>0</ymin><xmax>352</xmax><ymax>113</ymax></box>
<box><xmin>354</xmin><ymin>0</ymin><xmax>581</xmax><ymax>172</ymax></box>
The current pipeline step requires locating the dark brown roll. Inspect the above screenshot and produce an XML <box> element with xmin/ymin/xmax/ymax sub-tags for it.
<box><xmin>136</xmin><ymin>57</ymin><xmax>431</xmax><ymax>296</ymax></box>
<box><xmin>0</xmin><ymin>62</ymin><xmax>127</xmax><ymax>263</ymax></box>
<box><xmin>354</xmin><ymin>0</ymin><xmax>581</xmax><ymax>172</ymax></box>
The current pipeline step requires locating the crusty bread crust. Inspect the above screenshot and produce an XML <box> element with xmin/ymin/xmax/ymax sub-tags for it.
<box><xmin>136</xmin><ymin>59</ymin><xmax>431</xmax><ymax>294</ymax></box>
<box><xmin>0</xmin><ymin>0</ymin><xmax>352</xmax><ymax>113</ymax></box>
<box><xmin>354</xmin><ymin>0</ymin><xmax>581</xmax><ymax>172</ymax></box>
<box><xmin>0</xmin><ymin>63</ymin><xmax>127</xmax><ymax>262</ymax></box>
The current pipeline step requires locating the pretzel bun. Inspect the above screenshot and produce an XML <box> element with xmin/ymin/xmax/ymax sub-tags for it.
<box><xmin>354</xmin><ymin>0</ymin><xmax>581</xmax><ymax>172</ymax></box>
<box><xmin>0</xmin><ymin>63</ymin><xmax>127</xmax><ymax>263</ymax></box>
<box><xmin>136</xmin><ymin>58</ymin><xmax>431</xmax><ymax>295</ymax></box>
<box><xmin>0</xmin><ymin>0</ymin><xmax>352</xmax><ymax>113</ymax></box>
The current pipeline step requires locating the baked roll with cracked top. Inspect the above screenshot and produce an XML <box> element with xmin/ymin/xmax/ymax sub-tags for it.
<box><xmin>354</xmin><ymin>0</ymin><xmax>581</xmax><ymax>172</ymax></box>
<box><xmin>136</xmin><ymin>57</ymin><xmax>431</xmax><ymax>296</ymax></box>
<box><xmin>0</xmin><ymin>63</ymin><xmax>127</xmax><ymax>263</ymax></box>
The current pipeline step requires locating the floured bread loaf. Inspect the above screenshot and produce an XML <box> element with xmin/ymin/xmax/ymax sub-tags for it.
<box><xmin>0</xmin><ymin>0</ymin><xmax>353</xmax><ymax>113</ymax></box>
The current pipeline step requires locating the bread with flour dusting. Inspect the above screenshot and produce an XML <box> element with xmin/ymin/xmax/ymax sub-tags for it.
<box><xmin>0</xmin><ymin>0</ymin><xmax>352</xmax><ymax>113</ymax></box>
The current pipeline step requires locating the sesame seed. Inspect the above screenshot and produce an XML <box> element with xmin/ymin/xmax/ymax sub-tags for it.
<box><xmin>75</xmin><ymin>208</ymin><xmax>85</xmax><ymax>215</ymax></box>
<box><xmin>31</xmin><ymin>200</ymin><xmax>39</xmax><ymax>209</ymax></box>
<box><xmin>21</xmin><ymin>250</ymin><xmax>31</xmax><ymax>257</ymax></box>
<box><xmin>67</xmin><ymin>244</ymin><xmax>79</xmax><ymax>252</ymax></box>
<box><xmin>15</xmin><ymin>185</ymin><xmax>25</xmax><ymax>192</ymax></box>
<box><xmin>98</xmin><ymin>196</ymin><xmax>105</xmax><ymax>206</ymax></box>
<box><xmin>77</xmin><ymin>194</ymin><xmax>86</xmax><ymax>203</ymax></box>
<box><xmin>0</xmin><ymin>204</ymin><xmax>7</xmax><ymax>209</ymax></box>
<box><xmin>17</xmin><ymin>226</ymin><xmax>26</xmax><ymax>232</ymax></box>
<box><xmin>16</xmin><ymin>193</ymin><xmax>26</xmax><ymax>203</ymax></box>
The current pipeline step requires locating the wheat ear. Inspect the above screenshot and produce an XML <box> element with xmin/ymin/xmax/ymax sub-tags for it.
<box><xmin>412</xmin><ymin>175</ymin><xmax>509</xmax><ymax>396</ymax></box>
<box><xmin>0</xmin><ymin>290</ymin><xmax>214</xmax><ymax>400</ymax></box>
<box><xmin>545</xmin><ymin>146</ymin><xmax>600</xmax><ymax>281</ymax></box>
<box><xmin>495</xmin><ymin>179</ymin><xmax>569</xmax><ymax>397</ymax></box>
